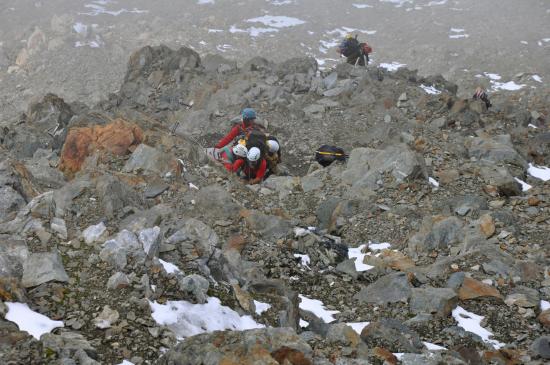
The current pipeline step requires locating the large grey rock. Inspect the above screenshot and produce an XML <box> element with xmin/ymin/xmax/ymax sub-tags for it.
<box><xmin>531</xmin><ymin>336</ymin><xmax>550</xmax><ymax>360</ymax></box>
<box><xmin>99</xmin><ymin>229</ymin><xmax>142</xmax><ymax>269</ymax></box>
<box><xmin>478</xmin><ymin>163</ymin><xmax>521</xmax><ymax>196</ymax></box>
<box><xmin>122</xmin><ymin>144</ymin><xmax>172</xmax><ymax>175</ymax></box>
<box><xmin>138</xmin><ymin>226</ymin><xmax>161</xmax><ymax>258</ymax></box>
<box><xmin>106</xmin><ymin>272</ymin><xmax>130</xmax><ymax>290</ymax></box>
<box><xmin>355</xmin><ymin>272</ymin><xmax>412</xmax><ymax>304</ymax></box>
<box><xmin>360</xmin><ymin>318</ymin><xmax>423</xmax><ymax>353</ymax></box>
<box><xmin>50</xmin><ymin>217</ymin><xmax>68</xmax><ymax>240</ymax></box>
<box><xmin>22</xmin><ymin>251</ymin><xmax>69</xmax><ymax>287</ymax></box>
<box><xmin>409</xmin><ymin>287</ymin><xmax>458</xmax><ymax>316</ymax></box>
<box><xmin>93</xmin><ymin>305</ymin><xmax>119</xmax><ymax>329</ymax></box>
<box><xmin>467</xmin><ymin>135</ymin><xmax>527</xmax><ymax>168</ymax></box>
<box><xmin>276</xmin><ymin>56</ymin><xmax>317</xmax><ymax>78</ymax></box>
<box><xmin>0</xmin><ymin>186</ymin><xmax>26</xmax><ymax>222</ymax></box>
<box><xmin>178</xmin><ymin>274</ymin><xmax>209</xmax><ymax>304</ymax></box>
<box><xmin>325</xmin><ymin>323</ymin><xmax>360</xmax><ymax>346</ymax></box>
<box><xmin>41</xmin><ymin>330</ymin><xmax>96</xmax><ymax>358</ymax></box>
<box><xmin>166</xmin><ymin>218</ymin><xmax>219</xmax><ymax>261</ymax></box>
<box><xmin>243</xmin><ymin>210</ymin><xmax>291</xmax><ymax>239</ymax></box>
<box><xmin>158</xmin><ymin>327</ymin><xmax>312</xmax><ymax>364</ymax></box>
<box><xmin>194</xmin><ymin>185</ymin><xmax>240</xmax><ymax>220</ymax></box>
<box><xmin>95</xmin><ymin>175</ymin><xmax>142</xmax><ymax>218</ymax></box>
<box><xmin>408</xmin><ymin>216</ymin><xmax>464</xmax><ymax>257</ymax></box>
<box><xmin>202</xmin><ymin>54</ymin><xmax>237</xmax><ymax>74</ymax></box>
<box><xmin>0</xmin><ymin>237</ymin><xmax>29</xmax><ymax>278</ymax></box>
<box><xmin>342</xmin><ymin>144</ymin><xmax>427</xmax><ymax>189</ymax></box>
<box><xmin>263</xmin><ymin>176</ymin><xmax>298</xmax><ymax>200</ymax></box>
<box><xmin>82</xmin><ymin>222</ymin><xmax>107</xmax><ymax>244</ymax></box>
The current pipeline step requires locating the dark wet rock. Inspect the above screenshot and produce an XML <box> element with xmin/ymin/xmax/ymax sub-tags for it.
<box><xmin>354</xmin><ymin>272</ymin><xmax>412</xmax><ymax>304</ymax></box>
<box><xmin>360</xmin><ymin>318</ymin><xmax>423</xmax><ymax>353</ymax></box>
<box><xmin>158</xmin><ymin>327</ymin><xmax>312</xmax><ymax>365</ymax></box>
<box><xmin>21</xmin><ymin>251</ymin><xmax>69</xmax><ymax>288</ymax></box>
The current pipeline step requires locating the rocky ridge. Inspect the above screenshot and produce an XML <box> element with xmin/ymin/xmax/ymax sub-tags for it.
<box><xmin>0</xmin><ymin>45</ymin><xmax>549</xmax><ymax>364</ymax></box>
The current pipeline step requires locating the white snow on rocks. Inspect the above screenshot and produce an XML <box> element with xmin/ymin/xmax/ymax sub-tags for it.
<box><xmin>158</xmin><ymin>259</ymin><xmax>182</xmax><ymax>274</ymax></box>
<box><xmin>347</xmin><ymin>321</ymin><xmax>370</xmax><ymax>334</ymax></box>
<box><xmin>379</xmin><ymin>62</ymin><xmax>406</xmax><ymax>71</ymax></box>
<box><xmin>423</xmin><ymin>341</ymin><xmax>447</xmax><ymax>350</ymax></box>
<box><xmin>73</xmin><ymin>22</ymin><xmax>88</xmax><ymax>35</ymax></box>
<box><xmin>298</xmin><ymin>294</ymin><xmax>339</xmax><ymax>323</ymax></box>
<box><xmin>514</xmin><ymin>177</ymin><xmax>532</xmax><ymax>192</ymax></box>
<box><xmin>491</xmin><ymin>80</ymin><xmax>525</xmax><ymax>91</ymax></box>
<box><xmin>420</xmin><ymin>84</ymin><xmax>442</xmax><ymax>94</ymax></box>
<box><xmin>541</xmin><ymin>300</ymin><xmax>550</xmax><ymax>311</ymax></box>
<box><xmin>348</xmin><ymin>244</ymin><xmax>374</xmax><ymax>271</ymax></box>
<box><xmin>368</xmin><ymin>242</ymin><xmax>391</xmax><ymax>250</ymax></box>
<box><xmin>246</xmin><ymin>15</ymin><xmax>305</xmax><ymax>28</ymax></box>
<box><xmin>449</xmin><ymin>28</ymin><xmax>469</xmax><ymax>39</ymax></box>
<box><xmin>81</xmin><ymin>1</ymin><xmax>147</xmax><ymax>16</ymax></box>
<box><xmin>197</xmin><ymin>0</ymin><xmax>215</xmax><ymax>4</ymax></box>
<box><xmin>294</xmin><ymin>254</ymin><xmax>311</xmax><ymax>268</ymax></box>
<box><xmin>230</xmin><ymin>25</ymin><xmax>279</xmax><ymax>37</ymax></box>
<box><xmin>528</xmin><ymin>163</ymin><xmax>550</xmax><ymax>181</ymax></box>
<box><xmin>532</xmin><ymin>75</ymin><xmax>542</xmax><ymax>83</ymax></box>
<box><xmin>428</xmin><ymin>177</ymin><xmax>440</xmax><ymax>187</ymax></box>
<box><xmin>5</xmin><ymin>302</ymin><xmax>64</xmax><ymax>340</ymax></box>
<box><xmin>149</xmin><ymin>297</ymin><xmax>264</xmax><ymax>339</ymax></box>
<box><xmin>353</xmin><ymin>3</ymin><xmax>373</xmax><ymax>8</ymax></box>
<box><xmin>452</xmin><ymin>306</ymin><xmax>504</xmax><ymax>349</ymax></box>
<box><xmin>253</xmin><ymin>300</ymin><xmax>272</xmax><ymax>315</ymax></box>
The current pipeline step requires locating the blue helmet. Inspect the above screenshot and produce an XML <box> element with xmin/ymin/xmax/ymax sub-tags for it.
<box><xmin>242</xmin><ymin>108</ymin><xmax>256</xmax><ymax>120</ymax></box>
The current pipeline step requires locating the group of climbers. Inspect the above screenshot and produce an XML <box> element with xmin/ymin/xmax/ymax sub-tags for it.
<box><xmin>214</xmin><ymin>108</ymin><xmax>281</xmax><ymax>185</ymax></box>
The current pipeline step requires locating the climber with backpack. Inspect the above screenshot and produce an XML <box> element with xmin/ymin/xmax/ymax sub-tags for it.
<box><xmin>337</xmin><ymin>33</ymin><xmax>372</xmax><ymax>67</ymax></box>
<box><xmin>217</xmin><ymin>143</ymin><xmax>248</xmax><ymax>172</ymax></box>
<box><xmin>232</xmin><ymin>147</ymin><xmax>268</xmax><ymax>185</ymax></box>
<box><xmin>215</xmin><ymin>108</ymin><xmax>265</xmax><ymax>149</ymax></box>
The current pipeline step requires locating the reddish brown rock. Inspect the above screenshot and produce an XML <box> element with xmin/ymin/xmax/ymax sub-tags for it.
<box><xmin>479</xmin><ymin>214</ymin><xmax>496</xmax><ymax>238</ymax></box>
<box><xmin>458</xmin><ymin>277</ymin><xmax>502</xmax><ymax>300</ymax></box>
<box><xmin>59</xmin><ymin>119</ymin><xmax>143</xmax><ymax>176</ymax></box>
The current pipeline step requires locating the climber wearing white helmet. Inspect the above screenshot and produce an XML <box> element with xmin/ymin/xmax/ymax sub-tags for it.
<box><xmin>266</xmin><ymin>136</ymin><xmax>282</xmax><ymax>176</ymax></box>
<box><xmin>232</xmin><ymin>146</ymin><xmax>267</xmax><ymax>185</ymax></box>
<box><xmin>218</xmin><ymin>143</ymin><xmax>248</xmax><ymax>172</ymax></box>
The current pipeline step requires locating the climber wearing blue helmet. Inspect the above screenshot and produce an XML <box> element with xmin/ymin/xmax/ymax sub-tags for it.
<box><xmin>215</xmin><ymin>107</ymin><xmax>263</xmax><ymax>149</ymax></box>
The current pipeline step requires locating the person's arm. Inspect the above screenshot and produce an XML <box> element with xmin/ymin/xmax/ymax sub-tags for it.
<box><xmin>215</xmin><ymin>125</ymin><xmax>240</xmax><ymax>149</ymax></box>
<box><xmin>248</xmin><ymin>160</ymin><xmax>267</xmax><ymax>184</ymax></box>
<box><xmin>231</xmin><ymin>159</ymin><xmax>245</xmax><ymax>173</ymax></box>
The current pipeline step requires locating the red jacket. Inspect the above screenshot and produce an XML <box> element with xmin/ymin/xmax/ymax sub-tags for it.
<box><xmin>215</xmin><ymin>123</ymin><xmax>247</xmax><ymax>149</ymax></box>
<box><xmin>232</xmin><ymin>159</ymin><xmax>267</xmax><ymax>180</ymax></box>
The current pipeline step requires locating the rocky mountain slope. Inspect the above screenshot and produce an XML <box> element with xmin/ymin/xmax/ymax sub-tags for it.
<box><xmin>1</xmin><ymin>45</ymin><xmax>549</xmax><ymax>364</ymax></box>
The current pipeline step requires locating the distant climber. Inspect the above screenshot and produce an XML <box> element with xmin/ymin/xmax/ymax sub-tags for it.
<box><xmin>218</xmin><ymin>144</ymin><xmax>248</xmax><ymax>172</ymax></box>
<box><xmin>215</xmin><ymin>108</ymin><xmax>265</xmax><ymax>149</ymax></box>
<box><xmin>337</xmin><ymin>34</ymin><xmax>372</xmax><ymax>67</ymax></box>
<box><xmin>473</xmin><ymin>87</ymin><xmax>491</xmax><ymax>109</ymax></box>
<box><xmin>233</xmin><ymin>147</ymin><xmax>267</xmax><ymax>185</ymax></box>
<box><xmin>266</xmin><ymin>137</ymin><xmax>281</xmax><ymax>175</ymax></box>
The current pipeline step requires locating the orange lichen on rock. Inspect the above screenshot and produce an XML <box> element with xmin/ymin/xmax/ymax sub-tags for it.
<box><xmin>59</xmin><ymin>119</ymin><xmax>143</xmax><ymax>175</ymax></box>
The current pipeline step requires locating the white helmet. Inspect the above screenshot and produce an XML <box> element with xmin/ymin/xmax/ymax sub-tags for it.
<box><xmin>247</xmin><ymin>147</ymin><xmax>261</xmax><ymax>162</ymax></box>
<box><xmin>232</xmin><ymin>144</ymin><xmax>248</xmax><ymax>158</ymax></box>
<box><xmin>267</xmin><ymin>140</ymin><xmax>280</xmax><ymax>153</ymax></box>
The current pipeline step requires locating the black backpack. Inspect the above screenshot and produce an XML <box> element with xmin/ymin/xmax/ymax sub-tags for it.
<box><xmin>340</xmin><ymin>38</ymin><xmax>360</xmax><ymax>57</ymax></box>
<box><xmin>245</xmin><ymin>129</ymin><xmax>268</xmax><ymax>158</ymax></box>
<box><xmin>315</xmin><ymin>145</ymin><xmax>347</xmax><ymax>167</ymax></box>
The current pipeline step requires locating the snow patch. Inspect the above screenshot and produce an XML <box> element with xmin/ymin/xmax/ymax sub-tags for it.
<box><xmin>491</xmin><ymin>81</ymin><xmax>525</xmax><ymax>91</ymax></box>
<box><xmin>423</xmin><ymin>341</ymin><xmax>447</xmax><ymax>350</ymax></box>
<box><xmin>81</xmin><ymin>1</ymin><xmax>147</xmax><ymax>16</ymax></box>
<box><xmin>298</xmin><ymin>294</ymin><xmax>339</xmax><ymax>323</ymax></box>
<box><xmin>159</xmin><ymin>259</ymin><xmax>182</xmax><ymax>274</ymax></box>
<box><xmin>379</xmin><ymin>62</ymin><xmax>406</xmax><ymax>71</ymax></box>
<box><xmin>246</xmin><ymin>15</ymin><xmax>305</xmax><ymax>28</ymax></box>
<box><xmin>73</xmin><ymin>22</ymin><xmax>88</xmax><ymax>35</ymax></box>
<box><xmin>294</xmin><ymin>254</ymin><xmax>311</xmax><ymax>268</ymax></box>
<box><xmin>229</xmin><ymin>25</ymin><xmax>279</xmax><ymax>37</ymax></box>
<box><xmin>452</xmin><ymin>306</ymin><xmax>504</xmax><ymax>349</ymax></box>
<box><xmin>420</xmin><ymin>84</ymin><xmax>442</xmax><ymax>95</ymax></box>
<box><xmin>368</xmin><ymin>242</ymin><xmax>391</xmax><ymax>250</ymax></box>
<box><xmin>253</xmin><ymin>300</ymin><xmax>272</xmax><ymax>315</ymax></box>
<box><xmin>514</xmin><ymin>177</ymin><xmax>532</xmax><ymax>192</ymax></box>
<box><xmin>348</xmin><ymin>244</ymin><xmax>374</xmax><ymax>272</ymax></box>
<box><xmin>532</xmin><ymin>75</ymin><xmax>542</xmax><ymax>83</ymax></box>
<box><xmin>149</xmin><ymin>297</ymin><xmax>264</xmax><ymax>339</ymax></box>
<box><xmin>541</xmin><ymin>300</ymin><xmax>550</xmax><ymax>311</ymax></box>
<box><xmin>428</xmin><ymin>177</ymin><xmax>440</xmax><ymax>187</ymax></box>
<box><xmin>527</xmin><ymin>163</ymin><xmax>550</xmax><ymax>181</ymax></box>
<box><xmin>5</xmin><ymin>302</ymin><xmax>64</xmax><ymax>340</ymax></box>
<box><xmin>353</xmin><ymin>3</ymin><xmax>373</xmax><ymax>8</ymax></box>
<box><xmin>197</xmin><ymin>0</ymin><xmax>215</xmax><ymax>4</ymax></box>
<box><xmin>347</xmin><ymin>321</ymin><xmax>370</xmax><ymax>334</ymax></box>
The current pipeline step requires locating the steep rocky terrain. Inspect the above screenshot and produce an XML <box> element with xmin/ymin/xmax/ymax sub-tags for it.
<box><xmin>1</xmin><ymin>45</ymin><xmax>549</xmax><ymax>364</ymax></box>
